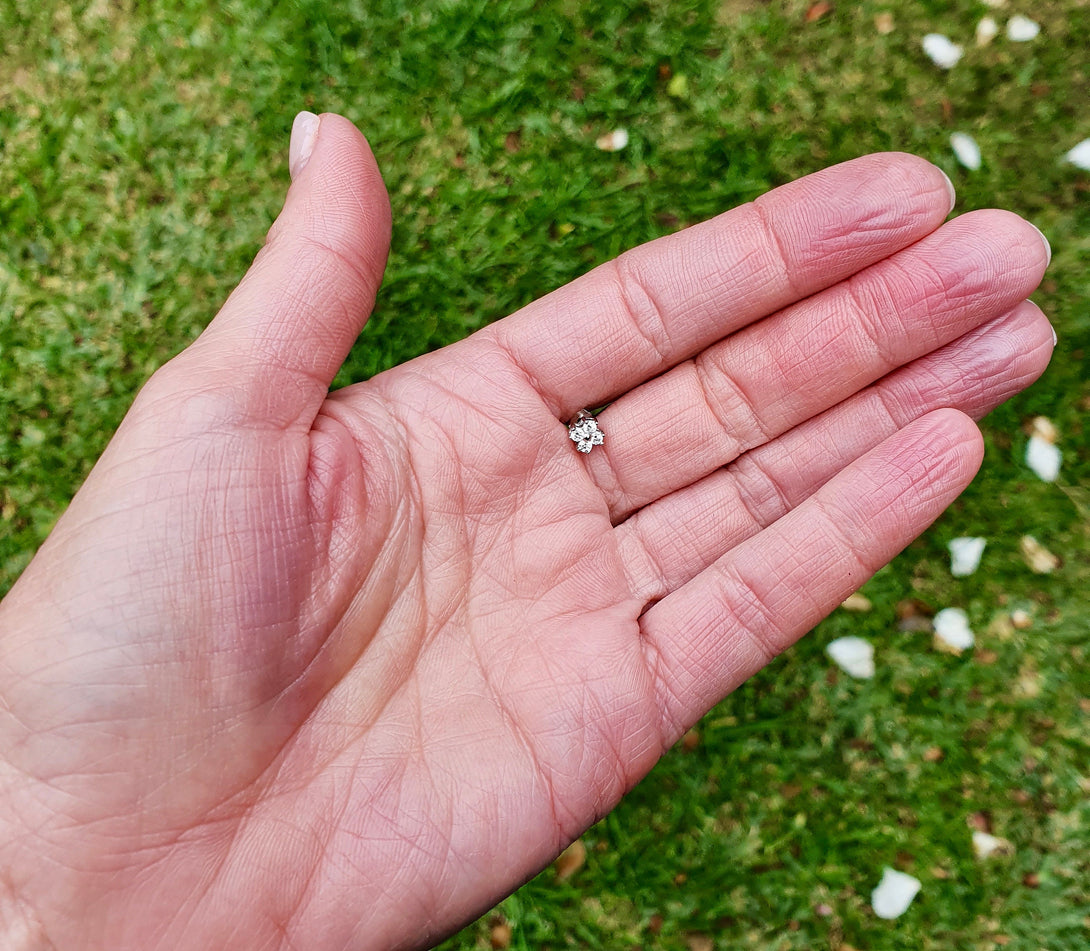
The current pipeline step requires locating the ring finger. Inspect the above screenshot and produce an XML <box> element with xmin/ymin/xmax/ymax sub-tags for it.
<box><xmin>615</xmin><ymin>299</ymin><xmax>1054</xmax><ymax>604</ymax></box>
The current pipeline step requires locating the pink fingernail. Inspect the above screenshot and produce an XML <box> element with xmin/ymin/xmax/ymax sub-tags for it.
<box><xmin>289</xmin><ymin>111</ymin><xmax>321</xmax><ymax>181</ymax></box>
<box><xmin>1029</xmin><ymin>222</ymin><xmax>1052</xmax><ymax>267</ymax></box>
<box><xmin>938</xmin><ymin>167</ymin><xmax>956</xmax><ymax>213</ymax></box>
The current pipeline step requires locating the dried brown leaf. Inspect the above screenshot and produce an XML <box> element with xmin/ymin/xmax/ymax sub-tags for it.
<box><xmin>898</xmin><ymin>616</ymin><xmax>933</xmax><ymax>633</ymax></box>
<box><xmin>1016</xmin><ymin>666</ymin><xmax>1042</xmax><ymax>699</ymax></box>
<box><xmin>1020</xmin><ymin>536</ymin><xmax>1059</xmax><ymax>574</ymax></box>
<box><xmin>896</xmin><ymin>599</ymin><xmax>931</xmax><ymax>620</ymax></box>
<box><xmin>967</xmin><ymin>811</ymin><xmax>992</xmax><ymax>833</ymax></box>
<box><xmin>1028</xmin><ymin>416</ymin><xmax>1058</xmax><ymax>442</ymax></box>
<box><xmin>490</xmin><ymin>920</ymin><xmax>513</xmax><ymax>949</ymax></box>
<box><xmin>554</xmin><ymin>839</ymin><xmax>586</xmax><ymax>881</ymax></box>
<box><xmin>841</xmin><ymin>592</ymin><xmax>872</xmax><ymax>612</ymax></box>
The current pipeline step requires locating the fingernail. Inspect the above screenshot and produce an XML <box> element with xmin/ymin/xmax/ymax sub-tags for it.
<box><xmin>289</xmin><ymin>111</ymin><xmax>321</xmax><ymax>181</ymax></box>
<box><xmin>938</xmin><ymin>167</ymin><xmax>956</xmax><ymax>213</ymax></box>
<box><xmin>1029</xmin><ymin>221</ymin><xmax>1052</xmax><ymax>267</ymax></box>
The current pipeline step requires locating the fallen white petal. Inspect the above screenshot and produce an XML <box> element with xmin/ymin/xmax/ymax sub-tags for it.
<box><xmin>1065</xmin><ymin>139</ymin><xmax>1090</xmax><ymax>170</ymax></box>
<box><xmin>871</xmin><ymin>868</ymin><xmax>922</xmax><ymax>919</ymax></box>
<box><xmin>922</xmin><ymin>34</ymin><xmax>963</xmax><ymax>69</ymax></box>
<box><xmin>595</xmin><ymin>128</ymin><xmax>629</xmax><ymax>152</ymax></box>
<box><xmin>972</xmin><ymin>831</ymin><xmax>1014</xmax><ymax>859</ymax></box>
<box><xmin>950</xmin><ymin>133</ymin><xmax>982</xmax><ymax>171</ymax></box>
<box><xmin>976</xmin><ymin>16</ymin><xmax>999</xmax><ymax>45</ymax></box>
<box><xmin>826</xmin><ymin>637</ymin><xmax>875</xmax><ymax>679</ymax></box>
<box><xmin>949</xmin><ymin>537</ymin><xmax>986</xmax><ymax>576</ymax></box>
<box><xmin>1007</xmin><ymin>15</ymin><xmax>1040</xmax><ymax>41</ymax></box>
<box><xmin>933</xmin><ymin>608</ymin><xmax>974</xmax><ymax>651</ymax></box>
<box><xmin>981</xmin><ymin>0</ymin><xmax>1006</xmax><ymax>6</ymax></box>
<box><xmin>1010</xmin><ymin>608</ymin><xmax>1032</xmax><ymax>629</ymax></box>
<box><xmin>1026</xmin><ymin>435</ymin><xmax>1061</xmax><ymax>481</ymax></box>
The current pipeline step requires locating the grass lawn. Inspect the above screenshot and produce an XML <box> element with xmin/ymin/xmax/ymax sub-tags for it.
<box><xmin>2</xmin><ymin>1</ymin><xmax>1088</xmax><ymax>948</ymax></box>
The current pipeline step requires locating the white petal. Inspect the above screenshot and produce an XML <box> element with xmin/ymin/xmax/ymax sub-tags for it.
<box><xmin>1064</xmin><ymin>139</ymin><xmax>1090</xmax><ymax>171</ymax></box>
<box><xmin>595</xmin><ymin>129</ymin><xmax>629</xmax><ymax>152</ymax></box>
<box><xmin>972</xmin><ymin>831</ymin><xmax>1014</xmax><ymax>859</ymax></box>
<box><xmin>933</xmin><ymin>608</ymin><xmax>974</xmax><ymax>651</ymax></box>
<box><xmin>1025</xmin><ymin>435</ymin><xmax>1061</xmax><ymax>481</ymax></box>
<box><xmin>826</xmin><ymin>637</ymin><xmax>875</xmax><ymax>679</ymax></box>
<box><xmin>950</xmin><ymin>133</ymin><xmax>982</xmax><ymax>170</ymax></box>
<box><xmin>949</xmin><ymin>537</ymin><xmax>986</xmax><ymax>576</ymax></box>
<box><xmin>871</xmin><ymin>868</ymin><xmax>922</xmax><ymax>919</ymax></box>
<box><xmin>1007</xmin><ymin>15</ymin><xmax>1040</xmax><ymax>41</ymax></box>
<box><xmin>976</xmin><ymin>16</ymin><xmax>999</xmax><ymax>45</ymax></box>
<box><xmin>922</xmin><ymin>34</ymin><xmax>963</xmax><ymax>69</ymax></box>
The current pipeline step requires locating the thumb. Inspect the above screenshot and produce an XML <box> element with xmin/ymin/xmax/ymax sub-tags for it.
<box><xmin>161</xmin><ymin>111</ymin><xmax>392</xmax><ymax>429</ymax></box>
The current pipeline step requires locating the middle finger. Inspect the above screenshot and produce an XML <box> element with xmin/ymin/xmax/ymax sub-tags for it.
<box><xmin>583</xmin><ymin>209</ymin><xmax>1049</xmax><ymax>522</ymax></box>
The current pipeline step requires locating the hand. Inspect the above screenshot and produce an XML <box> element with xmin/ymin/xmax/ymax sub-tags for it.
<box><xmin>0</xmin><ymin>113</ymin><xmax>1052</xmax><ymax>950</ymax></box>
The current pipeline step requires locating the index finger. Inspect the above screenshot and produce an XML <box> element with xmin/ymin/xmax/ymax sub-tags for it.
<box><xmin>487</xmin><ymin>153</ymin><xmax>954</xmax><ymax>417</ymax></box>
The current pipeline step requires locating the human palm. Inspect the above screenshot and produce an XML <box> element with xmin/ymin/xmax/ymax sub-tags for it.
<box><xmin>0</xmin><ymin>115</ymin><xmax>1052</xmax><ymax>950</ymax></box>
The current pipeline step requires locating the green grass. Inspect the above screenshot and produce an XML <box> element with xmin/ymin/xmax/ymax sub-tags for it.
<box><xmin>2</xmin><ymin>1</ymin><xmax>1088</xmax><ymax>948</ymax></box>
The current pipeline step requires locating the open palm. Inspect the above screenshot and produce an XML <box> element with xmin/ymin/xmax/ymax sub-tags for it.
<box><xmin>0</xmin><ymin>114</ymin><xmax>1052</xmax><ymax>950</ymax></box>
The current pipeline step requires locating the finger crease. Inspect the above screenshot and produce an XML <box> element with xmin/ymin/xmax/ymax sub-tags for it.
<box><xmin>692</xmin><ymin>355</ymin><xmax>773</xmax><ymax>455</ymax></box>
<box><xmin>843</xmin><ymin>276</ymin><xmax>902</xmax><ymax>374</ymax></box>
<box><xmin>809</xmin><ymin>493</ymin><xmax>878</xmax><ymax>583</ymax></box>
<box><xmin>611</xmin><ymin>256</ymin><xmax>673</xmax><ymax>367</ymax></box>
<box><xmin>749</xmin><ymin>197</ymin><xmax>802</xmax><ymax>299</ymax></box>
<box><xmin>718</xmin><ymin>561</ymin><xmax>787</xmax><ymax>667</ymax></box>
<box><xmin>732</xmin><ymin>453</ymin><xmax>794</xmax><ymax>530</ymax></box>
<box><xmin>618</xmin><ymin>518</ymin><xmax>671</xmax><ymax>606</ymax></box>
<box><xmin>293</xmin><ymin>232</ymin><xmax>380</xmax><ymax>304</ymax></box>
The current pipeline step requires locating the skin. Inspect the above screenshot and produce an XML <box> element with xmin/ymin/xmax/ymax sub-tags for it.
<box><xmin>0</xmin><ymin>113</ymin><xmax>1053</xmax><ymax>950</ymax></box>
